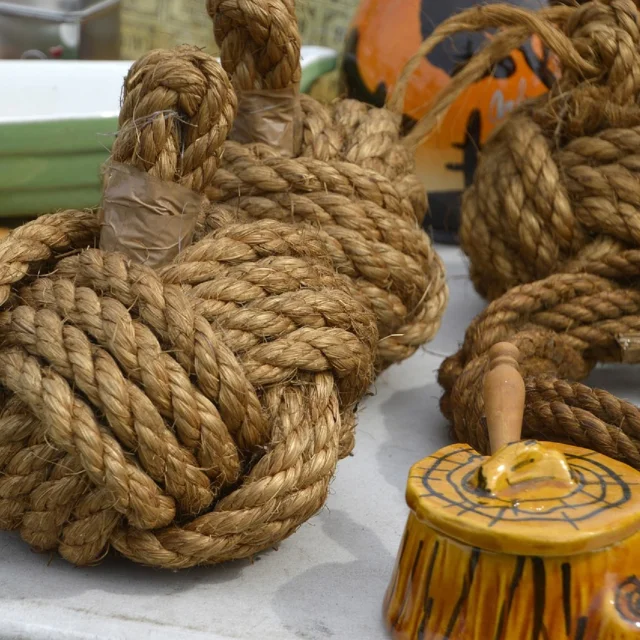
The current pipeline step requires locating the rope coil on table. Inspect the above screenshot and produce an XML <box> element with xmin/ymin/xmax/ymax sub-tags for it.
<box><xmin>404</xmin><ymin>0</ymin><xmax>640</xmax><ymax>469</ymax></box>
<box><xmin>0</xmin><ymin>0</ymin><xmax>447</xmax><ymax>567</ymax></box>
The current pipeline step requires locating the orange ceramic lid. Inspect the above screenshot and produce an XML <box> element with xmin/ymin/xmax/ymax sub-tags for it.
<box><xmin>407</xmin><ymin>441</ymin><xmax>640</xmax><ymax>556</ymax></box>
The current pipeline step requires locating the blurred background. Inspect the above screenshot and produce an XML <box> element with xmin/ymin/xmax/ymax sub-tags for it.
<box><xmin>0</xmin><ymin>0</ymin><xmax>359</xmax><ymax>60</ymax></box>
<box><xmin>0</xmin><ymin>0</ymin><xmax>354</xmax><ymax>233</ymax></box>
<box><xmin>0</xmin><ymin>0</ymin><xmax>578</xmax><ymax>240</ymax></box>
<box><xmin>121</xmin><ymin>0</ymin><xmax>359</xmax><ymax>59</ymax></box>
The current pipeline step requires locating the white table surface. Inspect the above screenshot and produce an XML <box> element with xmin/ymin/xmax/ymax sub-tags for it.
<box><xmin>0</xmin><ymin>245</ymin><xmax>637</xmax><ymax>640</ymax></box>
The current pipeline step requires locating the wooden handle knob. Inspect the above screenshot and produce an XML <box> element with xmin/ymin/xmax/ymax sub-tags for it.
<box><xmin>483</xmin><ymin>342</ymin><xmax>525</xmax><ymax>454</ymax></box>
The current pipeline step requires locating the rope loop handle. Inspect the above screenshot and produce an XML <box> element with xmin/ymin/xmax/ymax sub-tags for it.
<box><xmin>113</xmin><ymin>45</ymin><xmax>238</xmax><ymax>192</ymax></box>
<box><xmin>208</xmin><ymin>0</ymin><xmax>301</xmax><ymax>92</ymax></box>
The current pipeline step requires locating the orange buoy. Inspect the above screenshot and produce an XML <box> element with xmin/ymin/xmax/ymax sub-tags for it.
<box><xmin>341</xmin><ymin>0</ymin><xmax>559</xmax><ymax>242</ymax></box>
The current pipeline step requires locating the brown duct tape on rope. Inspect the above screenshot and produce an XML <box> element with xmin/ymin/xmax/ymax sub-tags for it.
<box><xmin>230</xmin><ymin>86</ymin><xmax>303</xmax><ymax>155</ymax></box>
<box><xmin>99</xmin><ymin>163</ymin><xmax>202</xmax><ymax>267</ymax></box>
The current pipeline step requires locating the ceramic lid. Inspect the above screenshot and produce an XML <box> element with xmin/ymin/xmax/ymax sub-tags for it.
<box><xmin>407</xmin><ymin>441</ymin><xmax>640</xmax><ymax>556</ymax></box>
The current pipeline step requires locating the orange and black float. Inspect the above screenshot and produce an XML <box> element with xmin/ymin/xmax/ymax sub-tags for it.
<box><xmin>341</xmin><ymin>0</ymin><xmax>559</xmax><ymax>242</ymax></box>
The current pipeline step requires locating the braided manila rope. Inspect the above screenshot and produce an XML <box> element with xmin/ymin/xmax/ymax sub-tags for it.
<box><xmin>207</xmin><ymin>0</ymin><xmax>447</xmax><ymax>367</ymax></box>
<box><xmin>0</xmin><ymin>48</ymin><xmax>384</xmax><ymax>568</ymax></box>
<box><xmin>398</xmin><ymin>0</ymin><xmax>640</xmax><ymax>469</ymax></box>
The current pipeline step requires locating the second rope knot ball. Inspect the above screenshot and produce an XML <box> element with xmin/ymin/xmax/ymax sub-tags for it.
<box><xmin>460</xmin><ymin>0</ymin><xmax>640</xmax><ymax>300</ymax></box>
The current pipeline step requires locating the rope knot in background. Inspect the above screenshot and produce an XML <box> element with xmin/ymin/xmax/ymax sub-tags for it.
<box><xmin>403</xmin><ymin>0</ymin><xmax>640</xmax><ymax>470</ymax></box>
<box><xmin>443</xmin><ymin>0</ymin><xmax>640</xmax><ymax>300</ymax></box>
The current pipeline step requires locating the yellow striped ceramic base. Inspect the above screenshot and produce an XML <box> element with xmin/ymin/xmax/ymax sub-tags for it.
<box><xmin>384</xmin><ymin>512</ymin><xmax>640</xmax><ymax>640</ymax></box>
<box><xmin>384</xmin><ymin>443</ymin><xmax>640</xmax><ymax>639</ymax></box>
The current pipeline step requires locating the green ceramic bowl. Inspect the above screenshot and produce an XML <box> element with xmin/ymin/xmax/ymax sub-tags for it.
<box><xmin>0</xmin><ymin>47</ymin><xmax>337</xmax><ymax>219</ymax></box>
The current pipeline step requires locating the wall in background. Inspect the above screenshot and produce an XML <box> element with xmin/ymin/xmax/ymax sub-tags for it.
<box><xmin>120</xmin><ymin>0</ymin><xmax>359</xmax><ymax>60</ymax></box>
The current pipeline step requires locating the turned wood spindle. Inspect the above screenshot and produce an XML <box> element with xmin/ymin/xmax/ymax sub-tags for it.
<box><xmin>483</xmin><ymin>342</ymin><xmax>525</xmax><ymax>454</ymax></box>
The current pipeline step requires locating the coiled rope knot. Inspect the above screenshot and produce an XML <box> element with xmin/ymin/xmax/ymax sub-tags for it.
<box><xmin>208</xmin><ymin>0</ymin><xmax>447</xmax><ymax>367</ymax></box>
<box><xmin>406</xmin><ymin>0</ymin><xmax>640</xmax><ymax>471</ymax></box>
<box><xmin>411</xmin><ymin>0</ymin><xmax>640</xmax><ymax>301</ymax></box>
<box><xmin>0</xmin><ymin>46</ymin><xmax>380</xmax><ymax>569</ymax></box>
<box><xmin>562</xmin><ymin>0</ymin><xmax>640</xmax><ymax>99</ymax></box>
<box><xmin>0</xmin><ymin>0</ymin><xmax>448</xmax><ymax>567</ymax></box>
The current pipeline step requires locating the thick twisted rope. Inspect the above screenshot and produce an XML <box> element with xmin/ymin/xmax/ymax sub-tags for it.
<box><xmin>208</xmin><ymin>0</ymin><xmax>447</xmax><ymax>367</ymax></box>
<box><xmin>0</xmin><ymin>47</ymin><xmax>379</xmax><ymax>568</ymax></box>
<box><xmin>406</xmin><ymin>0</ymin><xmax>640</xmax><ymax>468</ymax></box>
<box><xmin>439</xmin><ymin>270</ymin><xmax>640</xmax><ymax>469</ymax></box>
<box><xmin>208</xmin><ymin>0</ymin><xmax>301</xmax><ymax>92</ymax></box>
<box><xmin>396</xmin><ymin>0</ymin><xmax>640</xmax><ymax>299</ymax></box>
<box><xmin>112</xmin><ymin>46</ymin><xmax>237</xmax><ymax>194</ymax></box>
